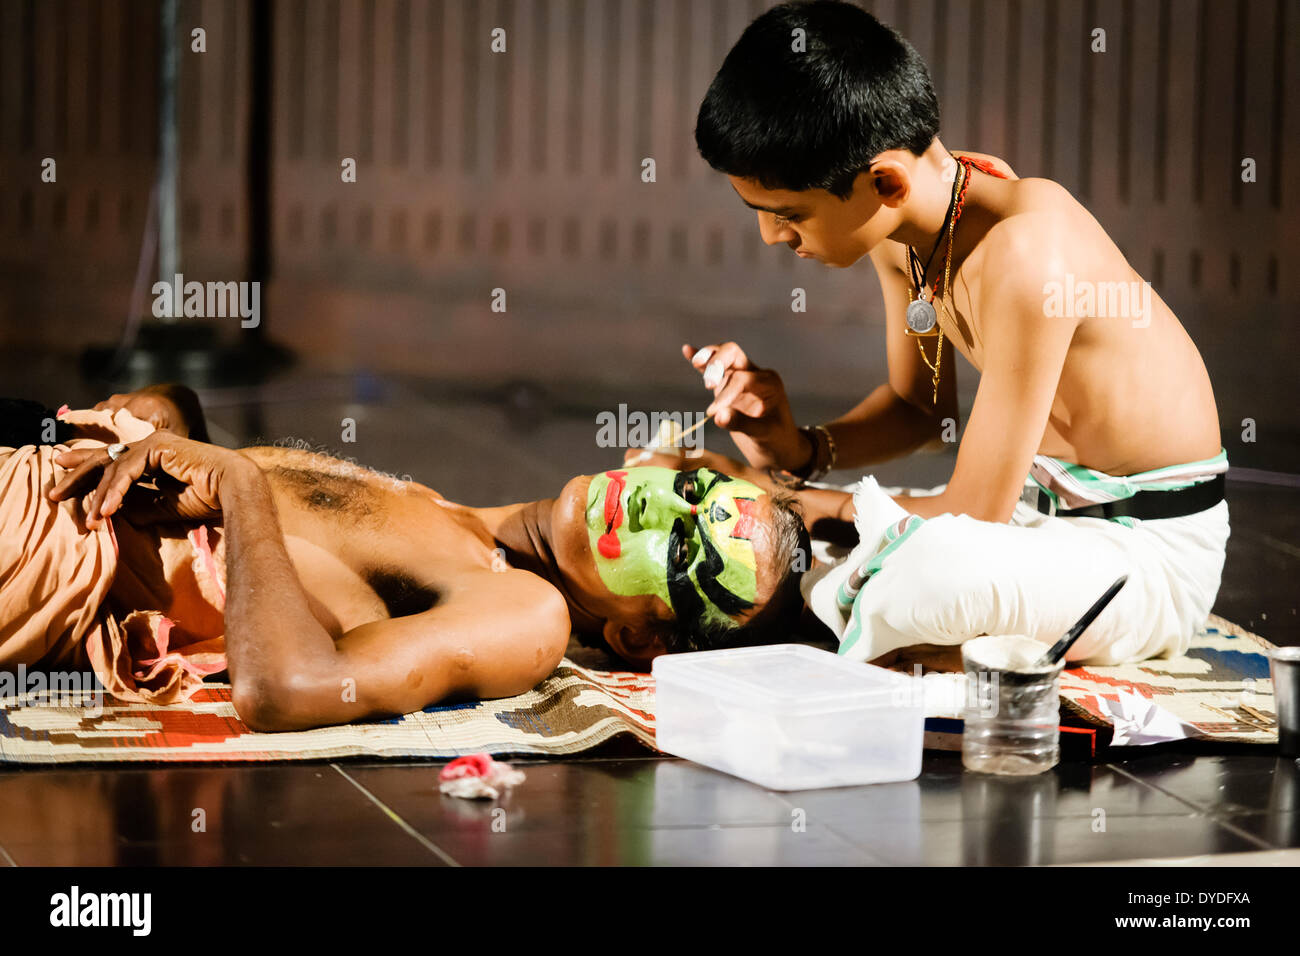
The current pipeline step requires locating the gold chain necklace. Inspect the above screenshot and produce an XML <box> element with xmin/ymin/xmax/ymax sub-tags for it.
<box><xmin>907</xmin><ymin>160</ymin><xmax>967</xmax><ymax>406</ymax></box>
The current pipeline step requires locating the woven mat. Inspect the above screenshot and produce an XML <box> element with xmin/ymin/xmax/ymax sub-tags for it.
<box><xmin>0</xmin><ymin>615</ymin><xmax>1279</xmax><ymax>766</ymax></box>
<box><xmin>0</xmin><ymin>659</ymin><xmax>655</xmax><ymax>765</ymax></box>
<box><xmin>922</xmin><ymin>614</ymin><xmax>1279</xmax><ymax>753</ymax></box>
<box><xmin>1058</xmin><ymin>613</ymin><xmax>1278</xmax><ymax>745</ymax></box>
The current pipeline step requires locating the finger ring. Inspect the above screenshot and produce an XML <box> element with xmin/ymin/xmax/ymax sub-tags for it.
<box><xmin>106</xmin><ymin>443</ymin><xmax>128</xmax><ymax>462</ymax></box>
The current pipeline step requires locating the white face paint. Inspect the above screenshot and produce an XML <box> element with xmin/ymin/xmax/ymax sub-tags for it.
<box><xmin>962</xmin><ymin>635</ymin><xmax>1053</xmax><ymax>672</ymax></box>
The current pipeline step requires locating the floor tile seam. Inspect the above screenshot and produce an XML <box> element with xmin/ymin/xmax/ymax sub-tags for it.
<box><xmin>1106</xmin><ymin>764</ymin><xmax>1277</xmax><ymax>850</ymax></box>
<box><xmin>330</xmin><ymin>762</ymin><xmax>462</xmax><ymax>867</ymax></box>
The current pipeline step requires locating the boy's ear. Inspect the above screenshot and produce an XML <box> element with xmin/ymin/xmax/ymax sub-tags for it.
<box><xmin>602</xmin><ymin>619</ymin><xmax>669</xmax><ymax>667</ymax></box>
<box><xmin>868</xmin><ymin>158</ymin><xmax>911</xmax><ymax>208</ymax></box>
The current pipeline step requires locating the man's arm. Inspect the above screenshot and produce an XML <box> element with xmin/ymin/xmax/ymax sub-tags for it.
<box><xmin>221</xmin><ymin>461</ymin><xmax>571</xmax><ymax>730</ymax></box>
<box><xmin>51</xmin><ymin>432</ymin><xmax>571</xmax><ymax>731</ymax></box>
<box><xmin>889</xmin><ymin>221</ymin><xmax>1078</xmax><ymax>523</ymax></box>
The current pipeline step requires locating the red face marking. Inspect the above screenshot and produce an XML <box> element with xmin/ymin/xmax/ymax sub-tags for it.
<box><xmin>731</xmin><ymin>497</ymin><xmax>757</xmax><ymax>541</ymax></box>
<box><xmin>598</xmin><ymin>470</ymin><xmax>627</xmax><ymax>559</ymax></box>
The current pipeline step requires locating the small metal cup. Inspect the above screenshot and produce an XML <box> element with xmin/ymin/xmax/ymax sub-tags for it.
<box><xmin>1269</xmin><ymin>647</ymin><xmax>1300</xmax><ymax>757</ymax></box>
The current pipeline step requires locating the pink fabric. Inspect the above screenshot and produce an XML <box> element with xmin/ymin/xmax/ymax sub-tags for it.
<box><xmin>1</xmin><ymin>406</ymin><xmax>227</xmax><ymax>704</ymax></box>
<box><xmin>189</xmin><ymin>524</ymin><xmax>227</xmax><ymax>609</ymax></box>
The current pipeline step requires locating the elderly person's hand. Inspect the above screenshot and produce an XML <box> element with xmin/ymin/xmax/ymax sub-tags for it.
<box><xmin>48</xmin><ymin>430</ymin><xmax>250</xmax><ymax>527</ymax></box>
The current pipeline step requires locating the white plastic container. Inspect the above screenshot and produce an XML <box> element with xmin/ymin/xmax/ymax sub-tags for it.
<box><xmin>652</xmin><ymin>643</ymin><xmax>925</xmax><ymax>790</ymax></box>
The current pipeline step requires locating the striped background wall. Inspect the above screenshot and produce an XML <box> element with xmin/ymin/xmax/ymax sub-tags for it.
<box><xmin>265</xmin><ymin>0</ymin><xmax>1299</xmax><ymax>309</ymax></box>
<box><xmin>0</xmin><ymin>0</ymin><xmax>1296</xmax><ymax>403</ymax></box>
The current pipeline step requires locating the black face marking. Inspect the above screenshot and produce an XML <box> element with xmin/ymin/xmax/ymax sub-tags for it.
<box><xmin>664</xmin><ymin>484</ymin><xmax>754</xmax><ymax>622</ymax></box>
<box><xmin>709</xmin><ymin>501</ymin><xmax>731</xmax><ymax>523</ymax></box>
<box><xmin>674</xmin><ymin>468</ymin><xmax>730</xmax><ymax>505</ymax></box>
<box><xmin>694</xmin><ymin>524</ymin><xmax>753</xmax><ymax>615</ymax></box>
<box><xmin>666</xmin><ymin>518</ymin><xmax>707</xmax><ymax>625</ymax></box>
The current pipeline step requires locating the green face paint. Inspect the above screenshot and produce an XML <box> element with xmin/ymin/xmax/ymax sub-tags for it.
<box><xmin>586</xmin><ymin>466</ymin><xmax>766</xmax><ymax>628</ymax></box>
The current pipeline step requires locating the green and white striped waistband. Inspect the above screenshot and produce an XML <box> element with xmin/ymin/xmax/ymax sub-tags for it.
<box><xmin>1027</xmin><ymin>447</ymin><xmax>1228</xmax><ymax>511</ymax></box>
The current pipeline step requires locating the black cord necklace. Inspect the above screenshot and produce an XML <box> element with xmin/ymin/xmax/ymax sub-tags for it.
<box><xmin>906</xmin><ymin>157</ymin><xmax>965</xmax><ymax>334</ymax></box>
<box><xmin>909</xmin><ymin>157</ymin><xmax>961</xmax><ymax>293</ymax></box>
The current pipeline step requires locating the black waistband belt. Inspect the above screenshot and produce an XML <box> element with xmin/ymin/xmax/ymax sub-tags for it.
<box><xmin>1036</xmin><ymin>473</ymin><xmax>1226</xmax><ymax>521</ymax></box>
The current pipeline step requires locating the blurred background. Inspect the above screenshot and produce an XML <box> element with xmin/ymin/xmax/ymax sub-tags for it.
<box><xmin>0</xmin><ymin>0</ymin><xmax>1296</xmax><ymax>640</ymax></box>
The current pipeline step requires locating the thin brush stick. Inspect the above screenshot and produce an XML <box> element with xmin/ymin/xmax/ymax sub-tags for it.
<box><xmin>628</xmin><ymin>415</ymin><xmax>710</xmax><ymax>462</ymax></box>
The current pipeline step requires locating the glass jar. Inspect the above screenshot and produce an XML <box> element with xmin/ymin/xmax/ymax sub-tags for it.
<box><xmin>962</xmin><ymin>635</ymin><xmax>1063</xmax><ymax>776</ymax></box>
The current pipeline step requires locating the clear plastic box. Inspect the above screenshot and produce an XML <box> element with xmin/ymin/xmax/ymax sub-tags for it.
<box><xmin>652</xmin><ymin>643</ymin><xmax>925</xmax><ymax>791</ymax></box>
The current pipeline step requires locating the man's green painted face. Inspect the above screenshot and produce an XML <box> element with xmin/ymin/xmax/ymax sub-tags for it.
<box><xmin>586</xmin><ymin>466</ymin><xmax>767</xmax><ymax>629</ymax></box>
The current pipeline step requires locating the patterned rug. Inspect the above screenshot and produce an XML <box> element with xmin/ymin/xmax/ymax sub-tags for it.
<box><xmin>1057</xmin><ymin>613</ymin><xmax>1278</xmax><ymax>747</ymax></box>
<box><xmin>0</xmin><ymin>660</ymin><xmax>655</xmax><ymax>765</ymax></box>
<box><xmin>0</xmin><ymin>616</ymin><xmax>1280</xmax><ymax>766</ymax></box>
<box><xmin>918</xmin><ymin>614</ymin><xmax>1280</xmax><ymax>755</ymax></box>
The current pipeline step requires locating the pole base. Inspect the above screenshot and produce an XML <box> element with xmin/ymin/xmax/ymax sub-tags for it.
<box><xmin>80</xmin><ymin>321</ymin><xmax>294</xmax><ymax>390</ymax></box>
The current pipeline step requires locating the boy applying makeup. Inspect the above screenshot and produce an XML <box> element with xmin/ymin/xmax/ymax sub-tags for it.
<box><xmin>638</xmin><ymin>1</ymin><xmax>1229</xmax><ymax>666</ymax></box>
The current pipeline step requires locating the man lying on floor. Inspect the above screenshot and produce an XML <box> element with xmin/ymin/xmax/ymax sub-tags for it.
<box><xmin>0</xmin><ymin>387</ymin><xmax>807</xmax><ymax>731</ymax></box>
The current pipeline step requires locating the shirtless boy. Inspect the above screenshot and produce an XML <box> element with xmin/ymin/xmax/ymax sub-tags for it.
<box><xmin>639</xmin><ymin>1</ymin><xmax>1229</xmax><ymax>665</ymax></box>
<box><xmin>0</xmin><ymin>387</ymin><xmax>806</xmax><ymax>731</ymax></box>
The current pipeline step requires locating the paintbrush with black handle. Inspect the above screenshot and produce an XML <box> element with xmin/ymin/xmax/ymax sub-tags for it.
<box><xmin>1035</xmin><ymin>574</ymin><xmax>1129</xmax><ymax>667</ymax></box>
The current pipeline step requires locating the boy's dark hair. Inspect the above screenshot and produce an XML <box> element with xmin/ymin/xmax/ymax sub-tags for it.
<box><xmin>576</xmin><ymin>490</ymin><xmax>812</xmax><ymax>659</ymax></box>
<box><xmin>695</xmin><ymin>0</ymin><xmax>940</xmax><ymax>198</ymax></box>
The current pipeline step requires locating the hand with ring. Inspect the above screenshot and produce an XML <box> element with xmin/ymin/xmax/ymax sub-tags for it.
<box><xmin>48</xmin><ymin>431</ymin><xmax>253</xmax><ymax>528</ymax></box>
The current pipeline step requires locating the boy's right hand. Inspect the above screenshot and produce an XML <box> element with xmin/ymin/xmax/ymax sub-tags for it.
<box><xmin>683</xmin><ymin>342</ymin><xmax>813</xmax><ymax>473</ymax></box>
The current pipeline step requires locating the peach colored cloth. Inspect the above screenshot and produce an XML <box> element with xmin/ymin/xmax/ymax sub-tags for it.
<box><xmin>0</xmin><ymin>407</ymin><xmax>227</xmax><ymax>704</ymax></box>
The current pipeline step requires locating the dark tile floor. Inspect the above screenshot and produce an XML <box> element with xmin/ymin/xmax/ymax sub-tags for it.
<box><xmin>1</xmin><ymin>751</ymin><xmax>1298</xmax><ymax>866</ymax></box>
<box><xmin>0</xmin><ymin>351</ymin><xmax>1297</xmax><ymax>865</ymax></box>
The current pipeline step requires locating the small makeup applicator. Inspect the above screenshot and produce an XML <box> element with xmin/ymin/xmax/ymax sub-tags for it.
<box><xmin>628</xmin><ymin>415</ymin><xmax>710</xmax><ymax>464</ymax></box>
<box><xmin>628</xmin><ymin>346</ymin><xmax>721</xmax><ymax>464</ymax></box>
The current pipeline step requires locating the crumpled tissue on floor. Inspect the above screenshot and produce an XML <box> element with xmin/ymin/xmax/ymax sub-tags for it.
<box><xmin>438</xmin><ymin>753</ymin><xmax>526</xmax><ymax>800</ymax></box>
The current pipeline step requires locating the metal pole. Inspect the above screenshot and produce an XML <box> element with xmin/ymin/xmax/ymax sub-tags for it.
<box><xmin>247</xmin><ymin>0</ymin><xmax>272</xmax><ymax>340</ymax></box>
<box><xmin>158</xmin><ymin>0</ymin><xmax>180</xmax><ymax>316</ymax></box>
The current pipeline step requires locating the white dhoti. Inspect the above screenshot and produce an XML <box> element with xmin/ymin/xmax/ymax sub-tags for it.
<box><xmin>803</xmin><ymin>450</ymin><xmax>1231</xmax><ymax>666</ymax></box>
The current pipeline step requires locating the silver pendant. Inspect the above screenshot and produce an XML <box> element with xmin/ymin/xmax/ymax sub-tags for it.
<box><xmin>906</xmin><ymin>297</ymin><xmax>937</xmax><ymax>334</ymax></box>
